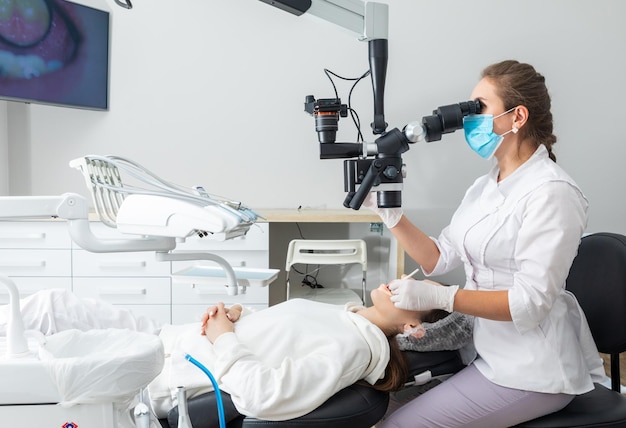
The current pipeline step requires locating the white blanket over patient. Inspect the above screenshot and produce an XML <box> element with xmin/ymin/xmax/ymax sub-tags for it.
<box><xmin>149</xmin><ymin>299</ymin><xmax>389</xmax><ymax>421</ymax></box>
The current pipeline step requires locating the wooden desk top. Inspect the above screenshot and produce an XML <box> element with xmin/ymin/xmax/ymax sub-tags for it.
<box><xmin>258</xmin><ymin>209</ymin><xmax>382</xmax><ymax>223</ymax></box>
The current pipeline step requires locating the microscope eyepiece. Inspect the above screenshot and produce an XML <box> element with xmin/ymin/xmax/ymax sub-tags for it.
<box><xmin>459</xmin><ymin>99</ymin><xmax>481</xmax><ymax>116</ymax></box>
<box><xmin>421</xmin><ymin>99</ymin><xmax>482</xmax><ymax>142</ymax></box>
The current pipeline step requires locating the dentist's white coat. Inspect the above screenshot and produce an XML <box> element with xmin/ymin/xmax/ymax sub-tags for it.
<box><xmin>428</xmin><ymin>145</ymin><xmax>604</xmax><ymax>394</ymax></box>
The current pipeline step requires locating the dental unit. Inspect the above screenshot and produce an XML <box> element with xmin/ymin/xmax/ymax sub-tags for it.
<box><xmin>0</xmin><ymin>155</ymin><xmax>263</xmax><ymax>427</ymax></box>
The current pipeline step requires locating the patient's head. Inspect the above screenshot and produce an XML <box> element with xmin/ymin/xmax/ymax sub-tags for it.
<box><xmin>357</xmin><ymin>281</ymin><xmax>450</xmax><ymax>393</ymax></box>
<box><xmin>363</xmin><ymin>282</ymin><xmax>448</xmax><ymax>338</ymax></box>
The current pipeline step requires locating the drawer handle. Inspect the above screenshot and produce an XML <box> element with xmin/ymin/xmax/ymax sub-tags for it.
<box><xmin>98</xmin><ymin>261</ymin><xmax>148</xmax><ymax>269</ymax></box>
<box><xmin>191</xmin><ymin>284</ymin><xmax>229</xmax><ymax>295</ymax></box>
<box><xmin>98</xmin><ymin>288</ymin><xmax>147</xmax><ymax>296</ymax></box>
<box><xmin>0</xmin><ymin>260</ymin><xmax>46</xmax><ymax>268</ymax></box>
<box><xmin>0</xmin><ymin>233</ymin><xmax>46</xmax><ymax>241</ymax></box>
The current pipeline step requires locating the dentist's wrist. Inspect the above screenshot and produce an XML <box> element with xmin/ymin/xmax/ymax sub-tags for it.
<box><xmin>438</xmin><ymin>285</ymin><xmax>459</xmax><ymax>312</ymax></box>
<box><xmin>382</xmin><ymin>209</ymin><xmax>403</xmax><ymax>228</ymax></box>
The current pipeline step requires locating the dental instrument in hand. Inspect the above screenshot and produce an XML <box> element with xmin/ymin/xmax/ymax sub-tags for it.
<box><xmin>405</xmin><ymin>267</ymin><xmax>420</xmax><ymax>279</ymax></box>
<box><xmin>396</xmin><ymin>267</ymin><xmax>423</xmax><ymax>338</ymax></box>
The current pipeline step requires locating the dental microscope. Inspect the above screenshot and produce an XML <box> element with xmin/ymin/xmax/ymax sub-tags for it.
<box><xmin>261</xmin><ymin>0</ymin><xmax>482</xmax><ymax>209</ymax></box>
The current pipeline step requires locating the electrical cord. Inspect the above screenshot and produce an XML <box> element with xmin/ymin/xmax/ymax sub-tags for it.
<box><xmin>323</xmin><ymin>68</ymin><xmax>370</xmax><ymax>142</ymax></box>
<box><xmin>292</xmin><ymin>265</ymin><xmax>325</xmax><ymax>289</ymax></box>
<box><xmin>301</xmin><ymin>273</ymin><xmax>324</xmax><ymax>289</ymax></box>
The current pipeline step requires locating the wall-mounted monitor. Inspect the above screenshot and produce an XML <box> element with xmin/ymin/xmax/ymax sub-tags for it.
<box><xmin>0</xmin><ymin>0</ymin><xmax>110</xmax><ymax>110</ymax></box>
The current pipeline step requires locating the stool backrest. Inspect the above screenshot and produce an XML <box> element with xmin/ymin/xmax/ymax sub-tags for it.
<box><xmin>285</xmin><ymin>239</ymin><xmax>367</xmax><ymax>271</ymax></box>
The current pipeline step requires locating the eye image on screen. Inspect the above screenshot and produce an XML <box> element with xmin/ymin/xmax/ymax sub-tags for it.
<box><xmin>0</xmin><ymin>0</ymin><xmax>110</xmax><ymax>110</ymax></box>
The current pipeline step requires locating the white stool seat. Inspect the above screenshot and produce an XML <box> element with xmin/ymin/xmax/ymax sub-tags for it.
<box><xmin>288</xmin><ymin>287</ymin><xmax>362</xmax><ymax>305</ymax></box>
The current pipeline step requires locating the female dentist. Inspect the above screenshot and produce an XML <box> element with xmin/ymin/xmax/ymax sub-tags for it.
<box><xmin>367</xmin><ymin>60</ymin><xmax>605</xmax><ymax>427</ymax></box>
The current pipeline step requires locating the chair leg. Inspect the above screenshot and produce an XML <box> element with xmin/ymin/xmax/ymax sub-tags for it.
<box><xmin>361</xmin><ymin>276</ymin><xmax>366</xmax><ymax>303</ymax></box>
<box><xmin>611</xmin><ymin>353</ymin><xmax>621</xmax><ymax>392</ymax></box>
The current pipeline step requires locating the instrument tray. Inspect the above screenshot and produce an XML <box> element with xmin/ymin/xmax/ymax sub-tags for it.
<box><xmin>173</xmin><ymin>266</ymin><xmax>279</xmax><ymax>287</ymax></box>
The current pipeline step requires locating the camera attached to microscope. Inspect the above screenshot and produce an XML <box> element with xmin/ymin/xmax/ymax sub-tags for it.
<box><xmin>304</xmin><ymin>95</ymin><xmax>482</xmax><ymax>209</ymax></box>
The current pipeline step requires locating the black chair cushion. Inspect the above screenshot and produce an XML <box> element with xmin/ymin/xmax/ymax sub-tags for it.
<box><xmin>513</xmin><ymin>383</ymin><xmax>626</xmax><ymax>427</ymax></box>
<box><xmin>241</xmin><ymin>384</ymin><xmax>388</xmax><ymax>428</ymax></box>
<box><xmin>165</xmin><ymin>387</ymin><xmax>242</xmax><ymax>428</ymax></box>
<box><xmin>164</xmin><ymin>383</ymin><xmax>388</xmax><ymax>428</ymax></box>
<box><xmin>405</xmin><ymin>349</ymin><xmax>464</xmax><ymax>379</ymax></box>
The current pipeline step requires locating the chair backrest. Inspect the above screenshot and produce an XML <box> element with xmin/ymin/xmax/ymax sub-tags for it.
<box><xmin>566</xmin><ymin>232</ymin><xmax>626</xmax><ymax>355</ymax></box>
<box><xmin>285</xmin><ymin>239</ymin><xmax>367</xmax><ymax>271</ymax></box>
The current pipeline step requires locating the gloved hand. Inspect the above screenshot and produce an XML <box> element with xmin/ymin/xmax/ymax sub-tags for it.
<box><xmin>362</xmin><ymin>192</ymin><xmax>403</xmax><ymax>228</ymax></box>
<box><xmin>388</xmin><ymin>278</ymin><xmax>459</xmax><ymax>312</ymax></box>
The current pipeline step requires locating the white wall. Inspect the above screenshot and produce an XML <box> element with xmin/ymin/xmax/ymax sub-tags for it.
<box><xmin>3</xmin><ymin>0</ymin><xmax>625</xmax><ymax>248</ymax></box>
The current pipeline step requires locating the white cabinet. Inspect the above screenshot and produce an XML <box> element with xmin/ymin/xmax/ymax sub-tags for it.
<box><xmin>0</xmin><ymin>222</ymin><xmax>72</xmax><ymax>303</ymax></box>
<box><xmin>0</xmin><ymin>221</ymin><xmax>271</xmax><ymax>324</ymax></box>
<box><xmin>71</xmin><ymin>222</ymin><xmax>173</xmax><ymax>324</ymax></box>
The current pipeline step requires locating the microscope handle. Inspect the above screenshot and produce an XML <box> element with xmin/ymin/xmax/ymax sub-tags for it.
<box><xmin>345</xmin><ymin>159</ymin><xmax>384</xmax><ymax>210</ymax></box>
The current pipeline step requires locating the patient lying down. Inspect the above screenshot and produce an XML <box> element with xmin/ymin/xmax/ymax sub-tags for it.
<box><xmin>0</xmin><ymin>285</ymin><xmax>451</xmax><ymax>421</ymax></box>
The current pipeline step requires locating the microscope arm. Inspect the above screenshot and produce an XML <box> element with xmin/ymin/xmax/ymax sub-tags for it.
<box><xmin>260</xmin><ymin>0</ymin><xmax>387</xmax><ymax>40</ymax></box>
<box><xmin>261</xmin><ymin>0</ymin><xmax>389</xmax><ymax>133</ymax></box>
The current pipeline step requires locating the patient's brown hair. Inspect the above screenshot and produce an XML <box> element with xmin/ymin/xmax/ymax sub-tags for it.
<box><xmin>366</xmin><ymin>309</ymin><xmax>450</xmax><ymax>392</ymax></box>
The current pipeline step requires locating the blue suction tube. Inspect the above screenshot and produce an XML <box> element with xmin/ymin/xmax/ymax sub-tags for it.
<box><xmin>184</xmin><ymin>353</ymin><xmax>226</xmax><ymax>428</ymax></box>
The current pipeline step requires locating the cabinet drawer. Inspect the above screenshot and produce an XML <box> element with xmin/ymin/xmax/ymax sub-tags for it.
<box><xmin>172</xmin><ymin>280</ymin><xmax>269</xmax><ymax>305</ymax></box>
<box><xmin>121</xmin><ymin>304</ymin><xmax>171</xmax><ymax>325</ymax></box>
<box><xmin>73</xmin><ymin>251</ymin><xmax>171</xmax><ymax>276</ymax></box>
<box><xmin>73</xmin><ymin>277</ymin><xmax>171</xmax><ymax>304</ymax></box>
<box><xmin>0</xmin><ymin>222</ymin><xmax>71</xmax><ymax>249</ymax></box>
<box><xmin>0</xmin><ymin>277</ymin><xmax>72</xmax><ymax>304</ymax></box>
<box><xmin>0</xmin><ymin>249</ymin><xmax>72</xmax><ymax>276</ymax></box>
<box><xmin>175</xmin><ymin>223</ymin><xmax>268</xmax><ymax>251</ymax></box>
<box><xmin>171</xmin><ymin>303</ymin><xmax>268</xmax><ymax>324</ymax></box>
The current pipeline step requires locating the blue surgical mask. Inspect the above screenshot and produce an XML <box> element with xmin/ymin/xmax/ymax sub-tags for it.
<box><xmin>463</xmin><ymin>107</ymin><xmax>516</xmax><ymax>159</ymax></box>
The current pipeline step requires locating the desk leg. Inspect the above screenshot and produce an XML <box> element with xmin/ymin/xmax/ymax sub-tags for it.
<box><xmin>388</xmin><ymin>232</ymin><xmax>405</xmax><ymax>279</ymax></box>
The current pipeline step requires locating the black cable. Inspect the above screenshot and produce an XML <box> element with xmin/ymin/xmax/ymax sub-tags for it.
<box><xmin>323</xmin><ymin>68</ymin><xmax>370</xmax><ymax>142</ymax></box>
<box><xmin>295</xmin><ymin>222</ymin><xmax>305</xmax><ymax>239</ymax></box>
<box><xmin>292</xmin><ymin>263</ymin><xmax>324</xmax><ymax>289</ymax></box>
<box><xmin>301</xmin><ymin>273</ymin><xmax>324</xmax><ymax>289</ymax></box>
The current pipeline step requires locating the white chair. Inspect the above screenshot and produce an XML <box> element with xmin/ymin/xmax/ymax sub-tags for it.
<box><xmin>285</xmin><ymin>239</ymin><xmax>367</xmax><ymax>305</ymax></box>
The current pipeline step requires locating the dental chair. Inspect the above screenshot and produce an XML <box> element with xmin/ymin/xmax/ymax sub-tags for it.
<box><xmin>514</xmin><ymin>232</ymin><xmax>626</xmax><ymax>428</ymax></box>
<box><xmin>160</xmin><ymin>348</ymin><xmax>464</xmax><ymax>428</ymax></box>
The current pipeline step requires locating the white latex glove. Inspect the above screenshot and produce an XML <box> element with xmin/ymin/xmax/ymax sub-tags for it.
<box><xmin>362</xmin><ymin>192</ymin><xmax>403</xmax><ymax>228</ymax></box>
<box><xmin>389</xmin><ymin>278</ymin><xmax>459</xmax><ymax>312</ymax></box>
